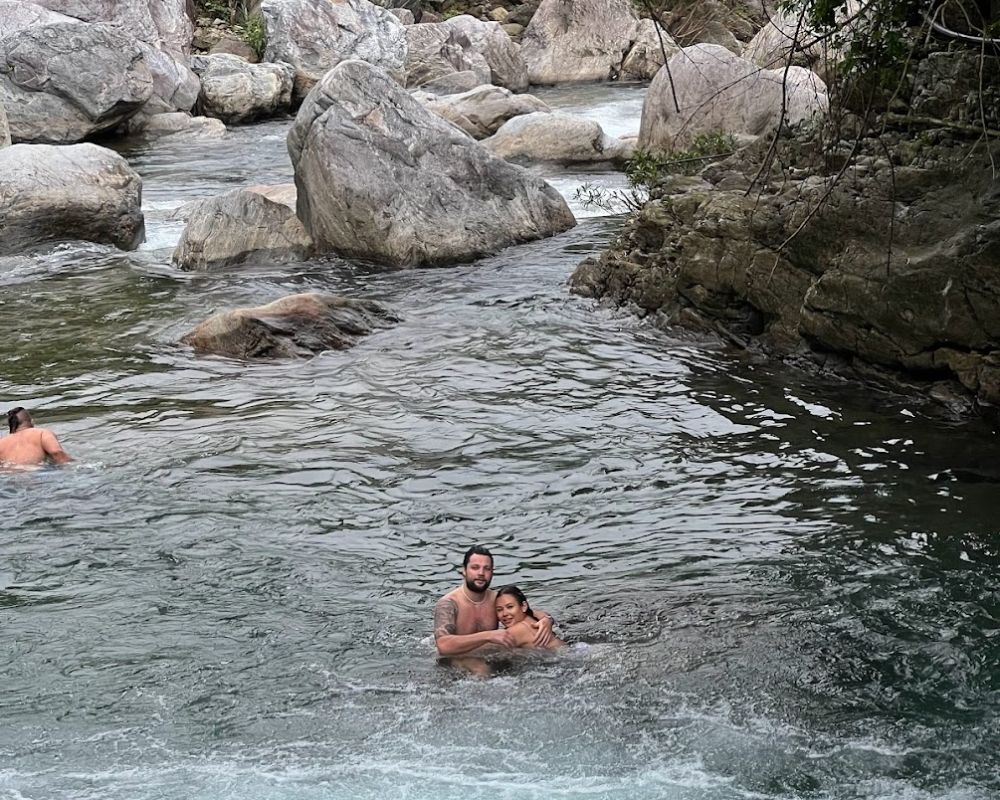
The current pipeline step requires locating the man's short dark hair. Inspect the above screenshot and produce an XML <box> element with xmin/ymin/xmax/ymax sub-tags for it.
<box><xmin>7</xmin><ymin>407</ymin><xmax>28</xmax><ymax>434</ymax></box>
<box><xmin>462</xmin><ymin>545</ymin><xmax>493</xmax><ymax>568</ymax></box>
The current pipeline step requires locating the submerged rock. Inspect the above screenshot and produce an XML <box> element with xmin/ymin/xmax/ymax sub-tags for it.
<box><xmin>173</xmin><ymin>187</ymin><xmax>313</xmax><ymax>269</ymax></box>
<box><xmin>484</xmin><ymin>112</ymin><xmax>632</xmax><ymax>165</ymax></box>
<box><xmin>0</xmin><ymin>142</ymin><xmax>144</xmax><ymax>254</ymax></box>
<box><xmin>414</xmin><ymin>84</ymin><xmax>549</xmax><ymax>139</ymax></box>
<box><xmin>288</xmin><ymin>59</ymin><xmax>575</xmax><ymax>267</ymax></box>
<box><xmin>132</xmin><ymin>111</ymin><xmax>226</xmax><ymax>140</ymax></box>
<box><xmin>180</xmin><ymin>292</ymin><xmax>399</xmax><ymax>359</ymax></box>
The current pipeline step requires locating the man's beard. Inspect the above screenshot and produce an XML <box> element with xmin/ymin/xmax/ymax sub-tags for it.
<box><xmin>465</xmin><ymin>576</ymin><xmax>490</xmax><ymax>594</ymax></box>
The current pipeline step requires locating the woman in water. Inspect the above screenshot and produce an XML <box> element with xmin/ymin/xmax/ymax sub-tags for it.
<box><xmin>495</xmin><ymin>585</ymin><xmax>565</xmax><ymax>650</ymax></box>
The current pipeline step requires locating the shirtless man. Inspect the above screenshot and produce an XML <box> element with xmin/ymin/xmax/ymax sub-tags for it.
<box><xmin>433</xmin><ymin>545</ymin><xmax>553</xmax><ymax>657</ymax></box>
<box><xmin>0</xmin><ymin>407</ymin><xmax>73</xmax><ymax>467</ymax></box>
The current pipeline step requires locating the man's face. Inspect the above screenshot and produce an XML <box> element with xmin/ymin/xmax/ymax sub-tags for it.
<box><xmin>462</xmin><ymin>554</ymin><xmax>493</xmax><ymax>594</ymax></box>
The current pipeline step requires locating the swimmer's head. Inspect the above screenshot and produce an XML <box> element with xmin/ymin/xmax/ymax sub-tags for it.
<box><xmin>462</xmin><ymin>545</ymin><xmax>494</xmax><ymax>594</ymax></box>
<box><xmin>495</xmin><ymin>585</ymin><xmax>536</xmax><ymax>622</ymax></box>
<box><xmin>7</xmin><ymin>407</ymin><xmax>32</xmax><ymax>434</ymax></box>
<box><xmin>462</xmin><ymin>544</ymin><xmax>493</xmax><ymax>568</ymax></box>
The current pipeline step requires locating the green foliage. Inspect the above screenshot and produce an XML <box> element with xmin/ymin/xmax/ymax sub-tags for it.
<box><xmin>240</xmin><ymin>13</ymin><xmax>266</xmax><ymax>59</ymax></box>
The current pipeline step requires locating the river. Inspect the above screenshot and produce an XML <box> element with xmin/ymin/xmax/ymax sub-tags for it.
<box><xmin>1</xmin><ymin>83</ymin><xmax>998</xmax><ymax>800</ymax></box>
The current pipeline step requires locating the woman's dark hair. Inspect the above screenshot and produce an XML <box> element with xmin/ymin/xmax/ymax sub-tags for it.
<box><xmin>7</xmin><ymin>407</ymin><xmax>27</xmax><ymax>434</ymax></box>
<box><xmin>462</xmin><ymin>544</ymin><xmax>493</xmax><ymax>568</ymax></box>
<box><xmin>496</xmin><ymin>585</ymin><xmax>536</xmax><ymax>620</ymax></box>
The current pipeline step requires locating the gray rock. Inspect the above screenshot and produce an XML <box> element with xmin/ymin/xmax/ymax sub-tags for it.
<box><xmin>191</xmin><ymin>54</ymin><xmax>293</xmax><ymax>123</ymax></box>
<box><xmin>639</xmin><ymin>44</ymin><xmax>827</xmax><ymax>151</ymax></box>
<box><xmin>0</xmin><ymin>0</ymin><xmax>76</xmax><ymax>32</ymax></box>
<box><xmin>134</xmin><ymin>111</ymin><xmax>226</xmax><ymax>139</ymax></box>
<box><xmin>0</xmin><ymin>99</ymin><xmax>9</xmax><ymax>147</ymax></box>
<box><xmin>415</xmin><ymin>84</ymin><xmax>549</xmax><ymax>139</ymax></box>
<box><xmin>31</xmin><ymin>0</ymin><xmax>193</xmax><ymax>54</ymax></box>
<box><xmin>139</xmin><ymin>41</ymin><xmax>200</xmax><ymax>114</ymax></box>
<box><xmin>389</xmin><ymin>7</ymin><xmax>413</xmax><ymax>24</ymax></box>
<box><xmin>181</xmin><ymin>292</ymin><xmax>399</xmax><ymax>359</ymax></box>
<box><xmin>288</xmin><ymin>59</ymin><xmax>576</xmax><ymax>267</ymax></box>
<box><xmin>0</xmin><ymin>142</ymin><xmax>144</xmax><ymax>254</ymax></box>
<box><xmin>418</xmin><ymin>70</ymin><xmax>484</xmax><ymax>95</ymax></box>
<box><xmin>521</xmin><ymin>0</ymin><xmax>638</xmax><ymax>83</ymax></box>
<box><xmin>210</xmin><ymin>36</ymin><xmax>259</xmax><ymax>62</ymax></box>
<box><xmin>620</xmin><ymin>19</ymin><xmax>679</xmax><ymax>81</ymax></box>
<box><xmin>404</xmin><ymin>15</ymin><xmax>527</xmax><ymax>91</ymax></box>
<box><xmin>485</xmin><ymin>111</ymin><xmax>632</xmax><ymax>164</ymax></box>
<box><xmin>262</xmin><ymin>0</ymin><xmax>406</xmax><ymax>99</ymax></box>
<box><xmin>0</xmin><ymin>22</ymin><xmax>154</xmax><ymax>143</ymax></box>
<box><xmin>173</xmin><ymin>187</ymin><xmax>312</xmax><ymax>269</ymax></box>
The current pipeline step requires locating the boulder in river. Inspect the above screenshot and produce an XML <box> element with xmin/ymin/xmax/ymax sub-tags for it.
<box><xmin>520</xmin><ymin>0</ymin><xmax>639</xmax><ymax>84</ymax></box>
<box><xmin>288</xmin><ymin>59</ymin><xmax>576</xmax><ymax>267</ymax></box>
<box><xmin>0</xmin><ymin>22</ymin><xmax>154</xmax><ymax>143</ymax></box>
<box><xmin>639</xmin><ymin>44</ymin><xmax>828</xmax><ymax>152</ymax></box>
<box><xmin>191</xmin><ymin>54</ymin><xmax>294</xmax><ymax>124</ymax></box>
<box><xmin>133</xmin><ymin>111</ymin><xmax>226</xmax><ymax>140</ymax></box>
<box><xmin>172</xmin><ymin>187</ymin><xmax>313</xmax><ymax>270</ymax></box>
<box><xmin>262</xmin><ymin>0</ymin><xmax>406</xmax><ymax>99</ymax></box>
<box><xmin>180</xmin><ymin>292</ymin><xmax>399</xmax><ymax>359</ymax></box>
<box><xmin>0</xmin><ymin>142</ymin><xmax>144</xmax><ymax>255</ymax></box>
<box><xmin>414</xmin><ymin>84</ymin><xmax>550</xmax><ymax>139</ymax></box>
<box><xmin>620</xmin><ymin>19</ymin><xmax>680</xmax><ymax>81</ymax></box>
<box><xmin>484</xmin><ymin>112</ymin><xmax>633</xmax><ymax>165</ymax></box>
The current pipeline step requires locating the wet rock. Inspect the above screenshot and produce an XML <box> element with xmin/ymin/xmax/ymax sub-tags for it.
<box><xmin>288</xmin><ymin>59</ymin><xmax>575</xmax><ymax>267</ymax></box>
<box><xmin>262</xmin><ymin>0</ymin><xmax>406</xmax><ymax>99</ymax></box>
<box><xmin>0</xmin><ymin>142</ymin><xmax>144</xmax><ymax>254</ymax></box>
<box><xmin>191</xmin><ymin>54</ymin><xmax>293</xmax><ymax>123</ymax></box>
<box><xmin>520</xmin><ymin>0</ymin><xmax>638</xmax><ymax>84</ymax></box>
<box><xmin>180</xmin><ymin>292</ymin><xmax>399</xmax><ymax>359</ymax></box>
<box><xmin>0</xmin><ymin>22</ymin><xmax>154</xmax><ymax>143</ymax></box>
<box><xmin>484</xmin><ymin>111</ymin><xmax>632</xmax><ymax>164</ymax></box>
<box><xmin>639</xmin><ymin>44</ymin><xmax>827</xmax><ymax>151</ymax></box>
<box><xmin>133</xmin><ymin>111</ymin><xmax>226</xmax><ymax>139</ymax></box>
<box><xmin>173</xmin><ymin>186</ymin><xmax>312</xmax><ymax>269</ymax></box>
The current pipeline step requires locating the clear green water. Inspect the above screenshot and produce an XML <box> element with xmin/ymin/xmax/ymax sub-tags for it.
<box><xmin>1</xmin><ymin>96</ymin><xmax>998</xmax><ymax>800</ymax></box>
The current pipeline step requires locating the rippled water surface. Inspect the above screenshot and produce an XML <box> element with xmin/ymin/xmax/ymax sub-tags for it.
<box><xmin>2</xmin><ymin>85</ymin><xmax>999</xmax><ymax>800</ymax></box>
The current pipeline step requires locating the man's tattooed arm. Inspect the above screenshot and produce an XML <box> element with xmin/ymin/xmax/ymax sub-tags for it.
<box><xmin>433</xmin><ymin>597</ymin><xmax>458</xmax><ymax>642</ymax></box>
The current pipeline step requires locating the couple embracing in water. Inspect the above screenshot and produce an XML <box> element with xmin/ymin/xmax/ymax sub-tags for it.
<box><xmin>434</xmin><ymin>545</ymin><xmax>564</xmax><ymax>671</ymax></box>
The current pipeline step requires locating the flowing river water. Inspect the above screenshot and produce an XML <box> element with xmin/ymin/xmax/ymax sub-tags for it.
<box><xmin>1</xmin><ymin>84</ymin><xmax>998</xmax><ymax>800</ymax></box>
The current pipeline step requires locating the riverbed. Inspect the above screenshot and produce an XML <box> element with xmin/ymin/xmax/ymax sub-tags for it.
<box><xmin>1</xmin><ymin>84</ymin><xmax>998</xmax><ymax>800</ymax></box>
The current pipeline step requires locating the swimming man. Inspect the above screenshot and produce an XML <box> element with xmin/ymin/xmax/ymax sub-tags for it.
<box><xmin>0</xmin><ymin>407</ymin><xmax>73</xmax><ymax>467</ymax></box>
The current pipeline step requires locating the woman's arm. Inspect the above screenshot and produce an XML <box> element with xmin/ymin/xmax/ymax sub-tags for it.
<box><xmin>433</xmin><ymin>597</ymin><xmax>512</xmax><ymax>656</ymax></box>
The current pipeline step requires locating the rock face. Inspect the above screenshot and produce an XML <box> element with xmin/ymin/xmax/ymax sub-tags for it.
<box><xmin>0</xmin><ymin>0</ymin><xmax>76</xmax><ymax>31</ymax></box>
<box><xmin>0</xmin><ymin>142</ymin><xmax>144</xmax><ymax>254</ymax></box>
<box><xmin>0</xmin><ymin>100</ymin><xmax>9</xmax><ymax>147</ymax></box>
<box><xmin>571</xmin><ymin>132</ymin><xmax>1000</xmax><ymax>412</ymax></box>
<box><xmin>415</xmin><ymin>84</ymin><xmax>549</xmax><ymax>139</ymax></box>
<box><xmin>173</xmin><ymin>188</ymin><xmax>313</xmax><ymax>269</ymax></box>
<box><xmin>288</xmin><ymin>60</ymin><xmax>576</xmax><ymax>267</ymax></box>
<box><xmin>262</xmin><ymin>0</ymin><xmax>406</xmax><ymax>98</ymax></box>
<box><xmin>520</xmin><ymin>0</ymin><xmax>638</xmax><ymax>83</ymax></box>
<box><xmin>191</xmin><ymin>55</ymin><xmax>294</xmax><ymax>123</ymax></box>
<box><xmin>181</xmin><ymin>292</ymin><xmax>399</xmax><ymax>359</ymax></box>
<box><xmin>639</xmin><ymin>44</ymin><xmax>827</xmax><ymax>152</ymax></box>
<box><xmin>485</xmin><ymin>112</ymin><xmax>632</xmax><ymax>164</ymax></box>
<box><xmin>403</xmin><ymin>16</ymin><xmax>527</xmax><ymax>92</ymax></box>
<box><xmin>0</xmin><ymin>22</ymin><xmax>154</xmax><ymax>143</ymax></box>
<box><xmin>32</xmin><ymin>0</ymin><xmax>193</xmax><ymax>54</ymax></box>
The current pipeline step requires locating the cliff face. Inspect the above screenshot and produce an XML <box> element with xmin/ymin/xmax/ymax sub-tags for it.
<box><xmin>571</xmin><ymin>51</ymin><xmax>1000</xmax><ymax>415</ymax></box>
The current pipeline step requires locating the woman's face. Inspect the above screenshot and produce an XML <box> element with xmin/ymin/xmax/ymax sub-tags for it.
<box><xmin>496</xmin><ymin>594</ymin><xmax>528</xmax><ymax>628</ymax></box>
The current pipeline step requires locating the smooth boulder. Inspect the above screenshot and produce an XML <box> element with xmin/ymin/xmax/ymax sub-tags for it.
<box><xmin>136</xmin><ymin>112</ymin><xmax>226</xmax><ymax>140</ymax></box>
<box><xmin>262</xmin><ymin>0</ymin><xmax>406</xmax><ymax>98</ymax></box>
<box><xmin>415</xmin><ymin>84</ymin><xmax>549</xmax><ymax>139</ymax></box>
<box><xmin>0</xmin><ymin>22</ymin><xmax>154</xmax><ymax>143</ymax></box>
<box><xmin>485</xmin><ymin>112</ymin><xmax>632</xmax><ymax>164</ymax></box>
<box><xmin>181</xmin><ymin>293</ymin><xmax>399</xmax><ymax>359</ymax></box>
<box><xmin>521</xmin><ymin>0</ymin><xmax>639</xmax><ymax>83</ymax></box>
<box><xmin>0</xmin><ymin>143</ymin><xmax>144</xmax><ymax>254</ymax></box>
<box><xmin>288</xmin><ymin>60</ymin><xmax>576</xmax><ymax>267</ymax></box>
<box><xmin>639</xmin><ymin>44</ymin><xmax>828</xmax><ymax>151</ymax></box>
<box><xmin>32</xmin><ymin>0</ymin><xmax>193</xmax><ymax>53</ymax></box>
<box><xmin>191</xmin><ymin>55</ymin><xmax>294</xmax><ymax>123</ymax></box>
<box><xmin>173</xmin><ymin>188</ymin><xmax>313</xmax><ymax>269</ymax></box>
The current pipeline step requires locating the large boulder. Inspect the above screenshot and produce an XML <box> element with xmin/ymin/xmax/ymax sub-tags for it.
<box><xmin>442</xmin><ymin>15</ymin><xmax>528</xmax><ymax>92</ymax></box>
<box><xmin>639</xmin><ymin>44</ymin><xmax>828</xmax><ymax>152</ymax></box>
<box><xmin>414</xmin><ymin>84</ymin><xmax>549</xmax><ymax>139</ymax></box>
<box><xmin>520</xmin><ymin>0</ymin><xmax>639</xmax><ymax>84</ymax></box>
<box><xmin>191</xmin><ymin>54</ymin><xmax>294</xmax><ymax>123</ymax></box>
<box><xmin>173</xmin><ymin>187</ymin><xmax>313</xmax><ymax>269</ymax></box>
<box><xmin>0</xmin><ymin>0</ymin><xmax>75</xmax><ymax>31</ymax></box>
<box><xmin>0</xmin><ymin>22</ymin><xmax>154</xmax><ymax>143</ymax></box>
<box><xmin>181</xmin><ymin>292</ymin><xmax>399</xmax><ymax>359</ymax></box>
<box><xmin>620</xmin><ymin>19</ymin><xmax>680</xmax><ymax>81</ymax></box>
<box><xmin>262</xmin><ymin>0</ymin><xmax>406</xmax><ymax>98</ymax></box>
<box><xmin>0</xmin><ymin>143</ymin><xmax>144</xmax><ymax>254</ymax></box>
<box><xmin>288</xmin><ymin>60</ymin><xmax>576</xmax><ymax>267</ymax></box>
<box><xmin>485</xmin><ymin>112</ymin><xmax>632</xmax><ymax>164</ymax></box>
<box><xmin>30</xmin><ymin>0</ymin><xmax>193</xmax><ymax>54</ymax></box>
<box><xmin>138</xmin><ymin>41</ymin><xmax>200</xmax><ymax>114</ymax></box>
